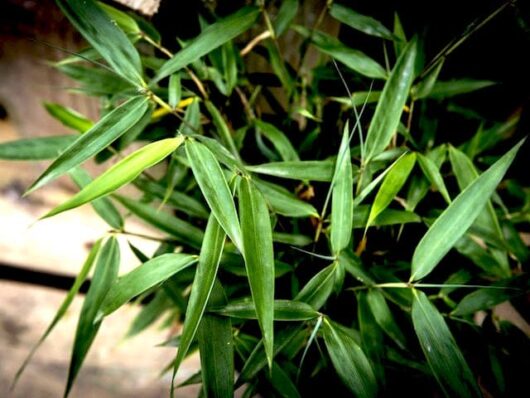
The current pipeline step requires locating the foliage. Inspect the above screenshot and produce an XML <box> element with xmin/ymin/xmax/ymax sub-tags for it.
<box><xmin>4</xmin><ymin>0</ymin><xmax>529</xmax><ymax>397</ymax></box>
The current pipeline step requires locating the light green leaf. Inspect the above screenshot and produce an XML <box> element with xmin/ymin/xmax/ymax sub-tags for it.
<box><xmin>65</xmin><ymin>237</ymin><xmax>120</xmax><ymax>397</ymax></box>
<box><xmin>412</xmin><ymin>290</ymin><xmax>481</xmax><ymax>397</ymax></box>
<box><xmin>367</xmin><ymin>152</ymin><xmax>416</xmax><ymax>229</ymax></box>
<box><xmin>239</xmin><ymin>177</ymin><xmax>275</xmax><ymax>369</ymax></box>
<box><xmin>100</xmin><ymin>253</ymin><xmax>197</xmax><ymax>316</ymax></box>
<box><xmin>56</xmin><ymin>0</ymin><xmax>143</xmax><ymax>86</ymax></box>
<box><xmin>366</xmin><ymin>289</ymin><xmax>406</xmax><ymax>349</ymax></box>
<box><xmin>44</xmin><ymin>103</ymin><xmax>93</xmax><ymax>133</ymax></box>
<box><xmin>331</xmin><ymin>123</ymin><xmax>353</xmax><ymax>254</ymax></box>
<box><xmin>247</xmin><ymin>160</ymin><xmax>336</xmax><ymax>182</ymax></box>
<box><xmin>43</xmin><ymin>136</ymin><xmax>183</xmax><ymax>218</ymax></box>
<box><xmin>27</xmin><ymin>96</ymin><xmax>149</xmax><ymax>194</ymax></box>
<box><xmin>254</xmin><ymin>179</ymin><xmax>318</xmax><ymax>218</ymax></box>
<box><xmin>186</xmin><ymin>139</ymin><xmax>242</xmax><ymax>250</ymax></box>
<box><xmin>211</xmin><ymin>299</ymin><xmax>318</xmax><ymax>321</ymax></box>
<box><xmin>410</xmin><ymin>141</ymin><xmax>523</xmax><ymax>281</ymax></box>
<box><xmin>427</xmin><ymin>79</ymin><xmax>496</xmax><ymax>99</ymax></box>
<box><xmin>0</xmin><ymin>136</ymin><xmax>76</xmax><ymax>160</ymax></box>
<box><xmin>168</xmin><ymin>73</ymin><xmax>182</xmax><ymax>108</ymax></box>
<box><xmin>114</xmin><ymin>195</ymin><xmax>204</xmax><ymax>249</ymax></box>
<box><xmin>364</xmin><ymin>39</ymin><xmax>417</xmax><ymax>161</ymax></box>
<box><xmin>154</xmin><ymin>6</ymin><xmax>260</xmax><ymax>82</ymax></box>
<box><xmin>330</xmin><ymin>4</ymin><xmax>396</xmax><ymax>41</ymax></box>
<box><xmin>323</xmin><ymin>319</ymin><xmax>378</xmax><ymax>398</ymax></box>
<box><xmin>417</xmin><ymin>153</ymin><xmax>451</xmax><ymax>204</ymax></box>
<box><xmin>255</xmin><ymin>120</ymin><xmax>299</xmax><ymax>162</ymax></box>
<box><xmin>97</xmin><ymin>1</ymin><xmax>140</xmax><ymax>37</ymax></box>
<box><xmin>273</xmin><ymin>0</ymin><xmax>298</xmax><ymax>36</ymax></box>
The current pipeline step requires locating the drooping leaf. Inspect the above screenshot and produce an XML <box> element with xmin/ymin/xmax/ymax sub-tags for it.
<box><xmin>238</xmin><ymin>177</ymin><xmax>275</xmax><ymax>369</ymax></box>
<box><xmin>43</xmin><ymin>136</ymin><xmax>184</xmax><ymax>218</ymax></box>
<box><xmin>411</xmin><ymin>290</ymin><xmax>481</xmax><ymax>397</ymax></box>
<box><xmin>126</xmin><ymin>290</ymin><xmax>170</xmax><ymax>338</ymax></box>
<box><xmin>65</xmin><ymin>237</ymin><xmax>120</xmax><ymax>397</ymax></box>
<box><xmin>27</xmin><ymin>96</ymin><xmax>150</xmax><ymax>194</ymax></box>
<box><xmin>357</xmin><ymin>291</ymin><xmax>384</xmax><ymax>381</ymax></box>
<box><xmin>255</xmin><ymin>120</ymin><xmax>299</xmax><ymax>162</ymax></box>
<box><xmin>0</xmin><ymin>136</ymin><xmax>76</xmax><ymax>160</ymax></box>
<box><xmin>44</xmin><ymin>103</ymin><xmax>93</xmax><ymax>133</ymax></box>
<box><xmin>366</xmin><ymin>289</ymin><xmax>406</xmax><ymax>349</ymax></box>
<box><xmin>210</xmin><ymin>299</ymin><xmax>318</xmax><ymax>321</ymax></box>
<box><xmin>330</xmin><ymin>4</ymin><xmax>396</xmax><ymax>41</ymax></box>
<box><xmin>417</xmin><ymin>152</ymin><xmax>451</xmax><ymax>204</ymax></box>
<box><xmin>154</xmin><ymin>6</ymin><xmax>260</xmax><ymax>81</ymax></box>
<box><xmin>205</xmin><ymin>101</ymin><xmax>239</xmax><ymax>159</ymax></box>
<box><xmin>247</xmin><ymin>160</ymin><xmax>337</xmax><ymax>182</ymax></box>
<box><xmin>269</xmin><ymin>362</ymin><xmax>301</xmax><ymax>398</ymax></box>
<box><xmin>364</xmin><ymin>39</ymin><xmax>417</xmax><ymax>161</ymax></box>
<box><xmin>410</xmin><ymin>140</ymin><xmax>524</xmax><ymax>281</ymax></box>
<box><xmin>254</xmin><ymin>179</ymin><xmax>318</xmax><ymax>218</ymax></box>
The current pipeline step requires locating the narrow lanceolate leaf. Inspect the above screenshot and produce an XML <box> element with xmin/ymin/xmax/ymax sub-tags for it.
<box><xmin>410</xmin><ymin>140</ymin><xmax>524</xmax><ymax>281</ymax></box>
<box><xmin>411</xmin><ymin>59</ymin><xmax>444</xmax><ymax>100</ymax></box>
<box><xmin>27</xmin><ymin>96</ymin><xmax>149</xmax><ymax>194</ymax></box>
<box><xmin>366</xmin><ymin>289</ymin><xmax>406</xmax><ymax>349</ymax></box>
<box><xmin>0</xmin><ymin>136</ymin><xmax>76</xmax><ymax>160</ymax></box>
<box><xmin>246</xmin><ymin>160</ymin><xmax>336</xmax><ymax>182</ymax></box>
<box><xmin>273</xmin><ymin>0</ymin><xmax>298</xmax><ymax>36</ymax></box>
<box><xmin>412</xmin><ymin>290</ymin><xmax>481</xmax><ymax>397</ymax></box>
<box><xmin>205</xmin><ymin>101</ymin><xmax>240</xmax><ymax>159</ymax></box>
<box><xmin>44</xmin><ymin>103</ymin><xmax>93</xmax><ymax>133</ymax></box>
<box><xmin>331</xmin><ymin>124</ymin><xmax>353</xmax><ymax>254</ymax></box>
<box><xmin>43</xmin><ymin>136</ymin><xmax>183</xmax><ymax>218</ymax></box>
<box><xmin>364</xmin><ymin>39</ymin><xmax>417</xmax><ymax>161</ymax></box>
<box><xmin>56</xmin><ymin>0</ymin><xmax>143</xmax><ymax>86</ymax></box>
<box><xmin>99</xmin><ymin>253</ymin><xmax>197</xmax><ymax>316</ymax></box>
<box><xmin>254</xmin><ymin>179</ymin><xmax>318</xmax><ymax>218</ymax></box>
<box><xmin>69</xmin><ymin>168</ymin><xmax>123</xmax><ymax>230</ymax></box>
<box><xmin>417</xmin><ymin>153</ymin><xmax>451</xmax><ymax>204</ymax></box>
<box><xmin>427</xmin><ymin>79</ymin><xmax>496</xmax><ymax>99</ymax></box>
<box><xmin>323</xmin><ymin>319</ymin><xmax>378</xmax><ymax>398</ymax></box>
<box><xmin>367</xmin><ymin>153</ymin><xmax>416</xmax><ymax>229</ymax></box>
<box><xmin>330</xmin><ymin>4</ymin><xmax>396</xmax><ymax>41</ymax></box>
<box><xmin>197</xmin><ymin>282</ymin><xmax>234</xmax><ymax>398</ymax></box>
<box><xmin>154</xmin><ymin>6</ymin><xmax>260</xmax><ymax>81</ymax></box>
<box><xmin>210</xmin><ymin>299</ymin><xmax>318</xmax><ymax>321</ymax></box>
<box><xmin>272</xmin><ymin>232</ymin><xmax>312</xmax><ymax>247</ymax></box>
<box><xmin>65</xmin><ymin>237</ymin><xmax>120</xmax><ymax>397</ymax></box>
<box><xmin>255</xmin><ymin>120</ymin><xmax>299</xmax><ymax>162</ymax></box>
<box><xmin>173</xmin><ymin>216</ymin><xmax>226</xmax><ymax>377</ymax></box>
<box><xmin>114</xmin><ymin>195</ymin><xmax>204</xmax><ymax>249</ymax></box>
<box><xmin>357</xmin><ymin>292</ymin><xmax>384</xmax><ymax>381</ymax></box>
<box><xmin>238</xmin><ymin>177</ymin><xmax>275</xmax><ymax>369</ymax></box>
<box><xmin>353</xmin><ymin>206</ymin><xmax>421</xmax><ymax>228</ymax></box>
<box><xmin>12</xmin><ymin>239</ymin><xmax>102</xmax><ymax>388</ymax></box>
<box><xmin>295</xmin><ymin>263</ymin><xmax>336</xmax><ymax>310</ymax></box>
<box><xmin>168</xmin><ymin>74</ymin><xmax>182</xmax><ymax>109</ymax></box>
<box><xmin>186</xmin><ymin>139</ymin><xmax>242</xmax><ymax>250</ymax></box>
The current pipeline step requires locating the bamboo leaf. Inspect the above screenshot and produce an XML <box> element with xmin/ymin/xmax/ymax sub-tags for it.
<box><xmin>364</xmin><ymin>39</ymin><xmax>417</xmax><ymax>161</ymax></box>
<box><xmin>272</xmin><ymin>232</ymin><xmax>312</xmax><ymax>246</ymax></box>
<box><xmin>323</xmin><ymin>319</ymin><xmax>378</xmax><ymax>398</ymax></box>
<box><xmin>255</xmin><ymin>120</ymin><xmax>299</xmax><ymax>162</ymax></box>
<box><xmin>238</xmin><ymin>177</ymin><xmax>275</xmax><ymax>369</ymax></box>
<box><xmin>210</xmin><ymin>299</ymin><xmax>318</xmax><ymax>321</ymax></box>
<box><xmin>331</xmin><ymin>123</ymin><xmax>353</xmax><ymax>253</ymax></box>
<box><xmin>411</xmin><ymin>290</ymin><xmax>481</xmax><ymax>397</ymax></box>
<box><xmin>254</xmin><ymin>179</ymin><xmax>318</xmax><ymax>218</ymax></box>
<box><xmin>273</xmin><ymin>0</ymin><xmax>298</xmax><ymax>36</ymax></box>
<box><xmin>427</xmin><ymin>79</ymin><xmax>496</xmax><ymax>99</ymax></box>
<box><xmin>186</xmin><ymin>139</ymin><xmax>242</xmax><ymax>250</ymax></box>
<box><xmin>44</xmin><ymin>103</ymin><xmax>93</xmax><ymax>133</ymax></box>
<box><xmin>366</xmin><ymin>289</ymin><xmax>406</xmax><ymax>349</ymax></box>
<box><xmin>357</xmin><ymin>292</ymin><xmax>384</xmax><ymax>381</ymax></box>
<box><xmin>246</xmin><ymin>160</ymin><xmax>337</xmax><ymax>182</ymax></box>
<box><xmin>417</xmin><ymin>153</ymin><xmax>451</xmax><ymax>204</ymax></box>
<box><xmin>56</xmin><ymin>0</ymin><xmax>143</xmax><ymax>86</ymax></box>
<box><xmin>168</xmin><ymin>73</ymin><xmax>182</xmax><ymax>108</ymax></box>
<box><xmin>0</xmin><ymin>136</ymin><xmax>76</xmax><ymax>160</ymax></box>
<box><xmin>330</xmin><ymin>4</ymin><xmax>396</xmax><ymax>41</ymax></box>
<box><xmin>412</xmin><ymin>59</ymin><xmax>444</xmax><ymax>100</ymax></box>
<box><xmin>154</xmin><ymin>6</ymin><xmax>260</xmax><ymax>82</ymax></box>
<box><xmin>367</xmin><ymin>153</ymin><xmax>416</xmax><ymax>228</ymax></box>
<box><xmin>100</xmin><ymin>253</ymin><xmax>197</xmax><ymax>316</ymax></box>
<box><xmin>295</xmin><ymin>263</ymin><xmax>336</xmax><ymax>310</ymax></box>
<box><xmin>27</xmin><ymin>96</ymin><xmax>150</xmax><ymax>194</ymax></box>
<box><xmin>410</xmin><ymin>140</ymin><xmax>524</xmax><ymax>281</ymax></box>
<box><xmin>270</xmin><ymin>362</ymin><xmax>301</xmax><ymax>398</ymax></box>
<box><xmin>43</xmin><ymin>136</ymin><xmax>183</xmax><ymax>218</ymax></box>
<box><xmin>126</xmin><ymin>290</ymin><xmax>170</xmax><ymax>338</ymax></box>
<box><xmin>65</xmin><ymin>237</ymin><xmax>120</xmax><ymax>397</ymax></box>
<box><xmin>353</xmin><ymin>206</ymin><xmax>421</xmax><ymax>228</ymax></box>
<box><xmin>205</xmin><ymin>101</ymin><xmax>239</xmax><ymax>159</ymax></box>
<box><xmin>97</xmin><ymin>1</ymin><xmax>140</xmax><ymax>37</ymax></box>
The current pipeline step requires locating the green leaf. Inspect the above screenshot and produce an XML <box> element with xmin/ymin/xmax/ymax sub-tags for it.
<box><xmin>338</xmin><ymin>250</ymin><xmax>375</xmax><ymax>285</ymax></box>
<box><xmin>357</xmin><ymin>292</ymin><xmax>384</xmax><ymax>381</ymax></box>
<box><xmin>367</xmin><ymin>153</ymin><xmax>416</xmax><ymax>229</ymax></box>
<box><xmin>126</xmin><ymin>290</ymin><xmax>170</xmax><ymax>338</ymax></box>
<box><xmin>353</xmin><ymin>206</ymin><xmax>421</xmax><ymax>228</ymax></box>
<box><xmin>205</xmin><ymin>101</ymin><xmax>239</xmax><ymax>159</ymax></box>
<box><xmin>366</xmin><ymin>289</ymin><xmax>406</xmax><ymax>349</ymax></box>
<box><xmin>273</xmin><ymin>0</ymin><xmax>298</xmax><ymax>36</ymax></box>
<box><xmin>56</xmin><ymin>0</ymin><xmax>143</xmax><ymax>86</ymax></box>
<box><xmin>295</xmin><ymin>263</ymin><xmax>336</xmax><ymax>309</ymax></box>
<box><xmin>43</xmin><ymin>136</ymin><xmax>183</xmax><ymax>218</ymax></box>
<box><xmin>238</xmin><ymin>177</ymin><xmax>275</xmax><ymax>369</ymax></box>
<box><xmin>44</xmin><ymin>103</ymin><xmax>93</xmax><ymax>133</ymax></box>
<box><xmin>0</xmin><ymin>136</ymin><xmax>76</xmax><ymax>160</ymax></box>
<box><xmin>168</xmin><ymin>73</ymin><xmax>182</xmax><ymax>108</ymax></box>
<box><xmin>417</xmin><ymin>153</ymin><xmax>451</xmax><ymax>204</ymax></box>
<box><xmin>27</xmin><ymin>96</ymin><xmax>149</xmax><ymax>194</ymax></box>
<box><xmin>173</xmin><ymin>216</ymin><xmax>225</xmax><ymax>377</ymax></box>
<box><xmin>427</xmin><ymin>79</ymin><xmax>496</xmax><ymax>99</ymax></box>
<box><xmin>154</xmin><ymin>6</ymin><xmax>260</xmax><ymax>82</ymax></box>
<box><xmin>65</xmin><ymin>237</ymin><xmax>120</xmax><ymax>397</ymax></box>
<box><xmin>69</xmin><ymin>167</ymin><xmax>123</xmax><ymax>230</ymax></box>
<box><xmin>100</xmin><ymin>253</ymin><xmax>197</xmax><ymax>316</ymax></box>
<box><xmin>97</xmin><ymin>1</ymin><xmax>140</xmax><ymax>37</ymax></box>
<box><xmin>330</xmin><ymin>91</ymin><xmax>381</xmax><ymax>108</ymax></box>
<box><xmin>411</xmin><ymin>290</ymin><xmax>481</xmax><ymax>397</ymax></box>
<box><xmin>254</xmin><ymin>179</ymin><xmax>318</xmax><ymax>218</ymax></box>
<box><xmin>247</xmin><ymin>160</ymin><xmax>336</xmax><ymax>182</ymax></box>
<box><xmin>255</xmin><ymin>120</ymin><xmax>299</xmax><ymax>162</ymax></box>
<box><xmin>270</xmin><ymin>362</ymin><xmax>301</xmax><ymax>398</ymax></box>
<box><xmin>211</xmin><ymin>299</ymin><xmax>318</xmax><ymax>321</ymax></box>
<box><xmin>323</xmin><ymin>319</ymin><xmax>378</xmax><ymax>398</ymax></box>
<box><xmin>331</xmin><ymin>123</ymin><xmax>354</xmax><ymax>254</ymax></box>
<box><xmin>196</xmin><ymin>281</ymin><xmax>234</xmax><ymax>398</ymax></box>
<box><xmin>330</xmin><ymin>4</ymin><xmax>396</xmax><ymax>41</ymax></box>
<box><xmin>410</xmin><ymin>141</ymin><xmax>524</xmax><ymax>282</ymax></box>
<box><xmin>364</xmin><ymin>39</ymin><xmax>417</xmax><ymax>161</ymax></box>
<box><xmin>186</xmin><ymin>139</ymin><xmax>242</xmax><ymax>250</ymax></box>
<box><xmin>272</xmin><ymin>232</ymin><xmax>312</xmax><ymax>246</ymax></box>
<box><xmin>412</xmin><ymin>59</ymin><xmax>444</xmax><ymax>100</ymax></box>
<box><xmin>114</xmin><ymin>195</ymin><xmax>204</xmax><ymax>249</ymax></box>
<box><xmin>12</xmin><ymin>239</ymin><xmax>102</xmax><ymax>388</ymax></box>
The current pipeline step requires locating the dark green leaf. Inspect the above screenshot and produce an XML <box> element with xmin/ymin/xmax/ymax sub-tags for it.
<box><xmin>427</xmin><ymin>79</ymin><xmax>496</xmax><ymax>99</ymax></box>
<box><xmin>211</xmin><ymin>299</ymin><xmax>318</xmax><ymax>321</ymax></box>
<box><xmin>366</xmin><ymin>289</ymin><xmax>406</xmax><ymax>349</ymax></box>
<box><xmin>254</xmin><ymin>179</ymin><xmax>318</xmax><ymax>218</ymax></box>
<box><xmin>255</xmin><ymin>120</ymin><xmax>299</xmax><ymax>162</ymax></box>
<box><xmin>330</xmin><ymin>4</ymin><xmax>396</xmax><ymax>40</ymax></box>
<box><xmin>273</xmin><ymin>0</ymin><xmax>298</xmax><ymax>36</ymax></box>
<box><xmin>295</xmin><ymin>263</ymin><xmax>336</xmax><ymax>310</ymax></box>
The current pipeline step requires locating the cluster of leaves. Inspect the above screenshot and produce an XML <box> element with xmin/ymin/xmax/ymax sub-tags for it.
<box><xmin>2</xmin><ymin>0</ymin><xmax>529</xmax><ymax>397</ymax></box>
